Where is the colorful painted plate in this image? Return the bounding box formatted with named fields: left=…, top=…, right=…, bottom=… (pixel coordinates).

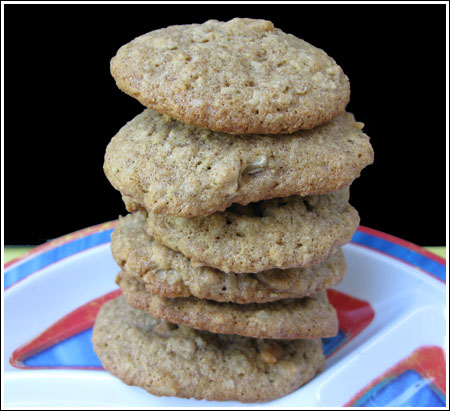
left=4, top=223, right=446, bottom=407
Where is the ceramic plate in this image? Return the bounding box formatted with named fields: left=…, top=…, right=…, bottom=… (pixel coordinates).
left=4, top=223, right=446, bottom=407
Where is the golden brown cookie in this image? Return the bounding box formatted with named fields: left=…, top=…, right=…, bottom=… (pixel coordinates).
left=104, top=109, right=373, bottom=217
left=146, top=189, right=359, bottom=273
left=117, top=272, right=338, bottom=340
left=111, top=211, right=347, bottom=303
left=110, top=18, right=350, bottom=134
left=92, top=296, right=325, bottom=403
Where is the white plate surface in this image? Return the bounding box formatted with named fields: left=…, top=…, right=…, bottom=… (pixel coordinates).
left=4, top=224, right=447, bottom=407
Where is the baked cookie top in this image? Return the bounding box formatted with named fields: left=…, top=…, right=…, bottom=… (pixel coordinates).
left=110, top=18, right=350, bottom=134
left=92, top=295, right=325, bottom=403
left=104, top=109, right=373, bottom=217
left=117, top=273, right=338, bottom=340
left=146, top=189, right=359, bottom=273
left=111, top=211, right=347, bottom=303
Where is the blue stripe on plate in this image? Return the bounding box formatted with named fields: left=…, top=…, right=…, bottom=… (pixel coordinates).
left=322, top=330, right=348, bottom=357
left=351, top=231, right=446, bottom=282
left=352, top=369, right=446, bottom=407
left=4, top=229, right=114, bottom=289
left=23, top=328, right=103, bottom=368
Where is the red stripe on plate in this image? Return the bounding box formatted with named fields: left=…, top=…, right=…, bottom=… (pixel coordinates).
left=327, top=289, right=375, bottom=337
left=10, top=289, right=122, bottom=369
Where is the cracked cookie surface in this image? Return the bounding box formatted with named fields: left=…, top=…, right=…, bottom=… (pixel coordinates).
left=146, top=189, right=359, bottom=273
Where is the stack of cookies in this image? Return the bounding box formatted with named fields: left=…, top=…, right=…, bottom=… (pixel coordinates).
left=93, top=18, right=374, bottom=403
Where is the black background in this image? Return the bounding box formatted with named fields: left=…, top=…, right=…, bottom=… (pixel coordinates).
left=4, top=4, right=446, bottom=246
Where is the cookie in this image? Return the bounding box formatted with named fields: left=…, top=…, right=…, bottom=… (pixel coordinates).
left=110, top=18, right=349, bottom=134
left=117, top=272, right=338, bottom=340
left=93, top=296, right=325, bottom=403
left=146, top=188, right=359, bottom=273
left=111, top=211, right=347, bottom=303
left=104, top=109, right=372, bottom=217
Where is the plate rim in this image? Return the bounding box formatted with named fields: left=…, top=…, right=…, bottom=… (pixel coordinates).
left=4, top=222, right=446, bottom=292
